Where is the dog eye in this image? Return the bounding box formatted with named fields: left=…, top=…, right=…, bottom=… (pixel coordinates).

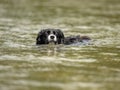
left=47, top=31, right=50, bottom=34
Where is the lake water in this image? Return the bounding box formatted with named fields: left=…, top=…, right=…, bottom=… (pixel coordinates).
left=0, top=0, right=120, bottom=90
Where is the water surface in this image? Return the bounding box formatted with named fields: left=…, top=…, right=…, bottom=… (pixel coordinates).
left=0, top=0, right=120, bottom=90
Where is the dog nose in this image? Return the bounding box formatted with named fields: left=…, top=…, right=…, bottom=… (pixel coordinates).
left=50, top=36, right=55, bottom=39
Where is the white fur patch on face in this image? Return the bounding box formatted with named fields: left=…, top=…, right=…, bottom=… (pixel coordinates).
left=48, top=34, right=57, bottom=42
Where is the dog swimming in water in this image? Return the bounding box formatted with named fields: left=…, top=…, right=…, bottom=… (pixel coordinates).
left=36, top=29, right=91, bottom=45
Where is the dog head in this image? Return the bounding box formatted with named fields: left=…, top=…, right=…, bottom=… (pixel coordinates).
left=36, top=29, right=64, bottom=45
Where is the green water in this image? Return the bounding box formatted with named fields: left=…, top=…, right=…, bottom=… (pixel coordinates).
left=0, top=0, right=120, bottom=90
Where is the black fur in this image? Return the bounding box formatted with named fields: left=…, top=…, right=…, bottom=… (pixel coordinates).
left=36, top=29, right=91, bottom=45
left=36, top=29, right=64, bottom=45
left=64, top=35, right=91, bottom=45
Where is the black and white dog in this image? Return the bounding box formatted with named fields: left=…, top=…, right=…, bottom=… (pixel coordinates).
left=36, top=29, right=64, bottom=45
left=36, top=29, right=90, bottom=45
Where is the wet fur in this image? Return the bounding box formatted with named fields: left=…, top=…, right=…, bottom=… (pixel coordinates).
left=36, top=29, right=91, bottom=45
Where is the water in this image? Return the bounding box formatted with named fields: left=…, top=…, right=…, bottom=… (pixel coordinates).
left=0, top=0, right=120, bottom=90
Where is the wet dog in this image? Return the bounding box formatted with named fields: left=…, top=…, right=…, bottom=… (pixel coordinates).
left=36, top=29, right=91, bottom=45
left=36, top=29, right=64, bottom=45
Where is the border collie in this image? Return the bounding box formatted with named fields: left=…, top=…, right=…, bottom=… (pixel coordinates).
left=36, top=29, right=90, bottom=45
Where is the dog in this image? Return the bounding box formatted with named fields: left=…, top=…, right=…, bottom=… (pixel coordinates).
left=36, top=29, right=91, bottom=45
left=36, top=29, right=64, bottom=45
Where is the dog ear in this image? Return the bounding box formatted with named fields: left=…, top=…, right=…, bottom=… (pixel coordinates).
left=36, top=30, right=46, bottom=45
left=56, top=29, right=65, bottom=44
left=56, top=29, right=64, bottom=39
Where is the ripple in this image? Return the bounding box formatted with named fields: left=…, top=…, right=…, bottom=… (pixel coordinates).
left=4, top=41, right=26, bottom=48
left=94, top=37, right=120, bottom=46
left=100, top=52, right=118, bottom=56
left=0, top=55, right=24, bottom=61
left=0, top=72, right=28, bottom=78
left=6, top=80, right=102, bottom=89
left=59, top=58, right=96, bottom=63
left=39, top=56, right=96, bottom=63
left=0, top=65, right=12, bottom=70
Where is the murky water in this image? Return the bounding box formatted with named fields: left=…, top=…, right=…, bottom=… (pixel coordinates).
left=0, top=0, right=120, bottom=90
